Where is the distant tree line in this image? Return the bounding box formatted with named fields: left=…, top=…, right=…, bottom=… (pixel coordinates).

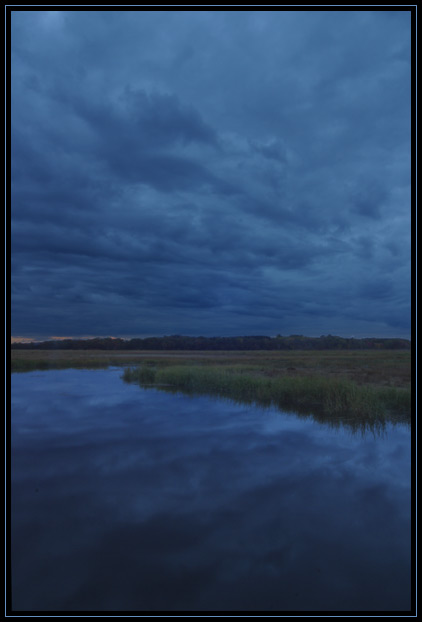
left=11, top=334, right=411, bottom=351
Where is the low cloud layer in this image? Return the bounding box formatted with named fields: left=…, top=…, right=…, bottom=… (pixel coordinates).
left=11, top=10, right=412, bottom=338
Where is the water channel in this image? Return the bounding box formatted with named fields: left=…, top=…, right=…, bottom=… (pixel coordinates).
left=11, top=368, right=412, bottom=612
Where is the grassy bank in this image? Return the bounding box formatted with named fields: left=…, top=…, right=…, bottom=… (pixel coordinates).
left=10, top=349, right=411, bottom=388
left=122, top=362, right=411, bottom=428
left=11, top=348, right=411, bottom=428
left=10, top=350, right=170, bottom=372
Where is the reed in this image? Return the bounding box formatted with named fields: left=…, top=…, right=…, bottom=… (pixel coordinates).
left=122, top=364, right=411, bottom=425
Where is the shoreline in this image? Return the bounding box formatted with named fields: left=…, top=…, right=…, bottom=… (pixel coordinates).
left=10, top=348, right=411, bottom=390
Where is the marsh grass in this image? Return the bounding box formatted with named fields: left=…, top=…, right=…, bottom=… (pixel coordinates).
left=122, top=363, right=411, bottom=428
left=11, top=348, right=411, bottom=428
left=10, top=352, right=174, bottom=373
left=10, top=357, right=111, bottom=372
left=11, top=348, right=411, bottom=386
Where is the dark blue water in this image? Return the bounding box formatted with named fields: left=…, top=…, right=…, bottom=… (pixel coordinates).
left=11, top=368, right=411, bottom=612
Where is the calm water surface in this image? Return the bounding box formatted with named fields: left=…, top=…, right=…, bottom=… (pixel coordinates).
left=11, top=368, right=411, bottom=612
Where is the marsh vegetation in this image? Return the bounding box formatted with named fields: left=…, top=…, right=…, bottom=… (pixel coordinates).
left=122, top=360, right=410, bottom=430
left=11, top=348, right=411, bottom=429
left=11, top=348, right=411, bottom=383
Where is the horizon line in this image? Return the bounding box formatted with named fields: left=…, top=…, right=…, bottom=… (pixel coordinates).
left=11, top=334, right=411, bottom=344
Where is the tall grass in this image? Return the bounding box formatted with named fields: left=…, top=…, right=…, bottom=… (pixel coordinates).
left=10, top=357, right=111, bottom=372
left=122, top=364, right=411, bottom=427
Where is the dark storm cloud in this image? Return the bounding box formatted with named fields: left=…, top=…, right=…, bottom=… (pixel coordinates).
left=64, top=87, right=220, bottom=189
left=10, top=10, right=411, bottom=338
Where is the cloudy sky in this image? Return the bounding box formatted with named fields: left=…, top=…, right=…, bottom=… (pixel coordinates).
left=10, top=9, right=412, bottom=340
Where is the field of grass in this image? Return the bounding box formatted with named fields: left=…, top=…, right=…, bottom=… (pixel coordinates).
left=11, top=349, right=411, bottom=427
left=122, top=360, right=411, bottom=428
left=10, top=349, right=149, bottom=372
left=11, top=348, right=411, bottom=385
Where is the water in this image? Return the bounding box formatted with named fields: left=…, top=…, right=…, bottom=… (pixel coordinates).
left=10, top=368, right=412, bottom=612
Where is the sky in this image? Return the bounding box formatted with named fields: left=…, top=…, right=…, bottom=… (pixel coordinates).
left=10, top=9, right=412, bottom=340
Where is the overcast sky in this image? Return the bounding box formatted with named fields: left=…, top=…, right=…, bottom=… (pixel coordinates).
left=10, top=9, right=412, bottom=340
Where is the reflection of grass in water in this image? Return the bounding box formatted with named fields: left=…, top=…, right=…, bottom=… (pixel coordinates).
left=122, top=364, right=411, bottom=433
